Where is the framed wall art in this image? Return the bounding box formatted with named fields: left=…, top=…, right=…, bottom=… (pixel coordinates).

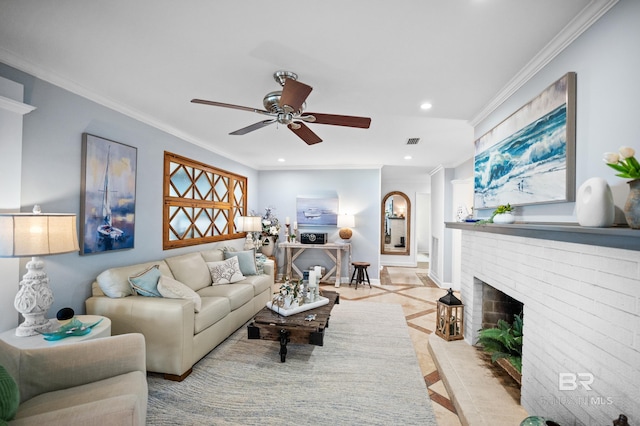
left=296, top=196, right=338, bottom=227
left=473, top=72, right=576, bottom=209
left=80, top=133, right=137, bottom=254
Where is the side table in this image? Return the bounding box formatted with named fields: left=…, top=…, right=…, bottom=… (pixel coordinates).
left=0, top=315, right=111, bottom=349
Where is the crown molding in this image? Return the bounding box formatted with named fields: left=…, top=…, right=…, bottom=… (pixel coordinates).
left=0, top=47, right=256, bottom=168
left=469, top=0, right=619, bottom=127
left=0, top=95, right=35, bottom=115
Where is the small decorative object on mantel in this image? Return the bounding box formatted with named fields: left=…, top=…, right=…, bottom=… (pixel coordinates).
left=576, top=177, right=615, bottom=227
left=491, top=204, right=515, bottom=224
left=477, top=203, right=514, bottom=224
left=435, top=289, right=464, bottom=341
left=603, top=146, right=640, bottom=228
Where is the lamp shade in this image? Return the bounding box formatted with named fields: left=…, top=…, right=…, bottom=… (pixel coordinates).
left=239, top=216, right=262, bottom=232
left=0, top=213, right=79, bottom=258
left=337, top=214, right=355, bottom=228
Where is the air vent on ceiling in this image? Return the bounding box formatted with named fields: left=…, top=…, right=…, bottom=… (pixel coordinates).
left=406, top=138, right=420, bottom=145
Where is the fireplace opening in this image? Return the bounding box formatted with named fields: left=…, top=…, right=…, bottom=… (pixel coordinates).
left=476, top=279, right=524, bottom=391
left=481, top=281, right=523, bottom=330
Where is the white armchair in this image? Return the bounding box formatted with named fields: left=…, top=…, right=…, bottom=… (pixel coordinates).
left=0, top=333, right=147, bottom=425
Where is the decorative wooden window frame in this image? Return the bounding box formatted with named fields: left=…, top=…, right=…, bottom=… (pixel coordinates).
left=163, top=151, right=247, bottom=250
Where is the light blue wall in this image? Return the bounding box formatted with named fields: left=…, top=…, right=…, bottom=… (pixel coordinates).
left=257, top=169, right=381, bottom=280
left=473, top=0, right=640, bottom=222
left=0, top=62, right=259, bottom=322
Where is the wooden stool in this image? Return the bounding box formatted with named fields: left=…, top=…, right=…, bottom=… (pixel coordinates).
left=350, top=262, right=371, bottom=289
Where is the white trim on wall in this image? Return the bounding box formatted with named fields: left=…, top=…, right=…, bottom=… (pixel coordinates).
left=469, top=0, right=619, bottom=126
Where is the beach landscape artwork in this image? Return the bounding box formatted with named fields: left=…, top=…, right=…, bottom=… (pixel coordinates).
left=474, top=72, right=576, bottom=209
left=296, top=197, right=338, bottom=226
left=80, top=134, right=137, bottom=254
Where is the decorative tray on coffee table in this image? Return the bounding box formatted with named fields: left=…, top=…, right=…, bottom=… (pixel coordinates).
left=266, top=296, right=329, bottom=317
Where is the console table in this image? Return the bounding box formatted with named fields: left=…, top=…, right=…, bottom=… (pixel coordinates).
left=279, top=242, right=352, bottom=287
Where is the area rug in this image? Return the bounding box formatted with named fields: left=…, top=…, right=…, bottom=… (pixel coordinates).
left=147, top=301, right=437, bottom=425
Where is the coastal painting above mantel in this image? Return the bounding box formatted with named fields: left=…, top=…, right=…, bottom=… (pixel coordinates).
left=474, top=72, right=576, bottom=210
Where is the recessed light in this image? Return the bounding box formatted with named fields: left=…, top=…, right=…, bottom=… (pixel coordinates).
left=420, top=102, right=432, bottom=110
left=404, top=155, right=412, bottom=160
left=277, top=158, right=285, bottom=162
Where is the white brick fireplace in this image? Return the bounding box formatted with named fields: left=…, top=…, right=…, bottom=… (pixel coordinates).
left=453, top=224, right=639, bottom=425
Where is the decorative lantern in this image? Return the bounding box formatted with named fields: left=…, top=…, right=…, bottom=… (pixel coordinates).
left=436, top=288, right=464, bottom=341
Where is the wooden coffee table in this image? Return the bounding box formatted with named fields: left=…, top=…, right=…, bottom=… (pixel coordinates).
left=247, top=290, right=339, bottom=362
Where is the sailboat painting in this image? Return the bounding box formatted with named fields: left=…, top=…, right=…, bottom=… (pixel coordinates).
left=80, top=134, right=137, bottom=255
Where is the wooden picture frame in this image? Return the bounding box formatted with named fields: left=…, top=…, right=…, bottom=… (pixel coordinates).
left=80, top=133, right=137, bottom=255
left=473, top=72, right=576, bottom=209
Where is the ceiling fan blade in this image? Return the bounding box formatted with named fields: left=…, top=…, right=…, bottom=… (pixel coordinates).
left=303, top=112, right=371, bottom=129
left=191, top=99, right=272, bottom=116
left=288, top=122, right=322, bottom=145
left=229, top=119, right=276, bottom=135
left=279, top=79, right=312, bottom=113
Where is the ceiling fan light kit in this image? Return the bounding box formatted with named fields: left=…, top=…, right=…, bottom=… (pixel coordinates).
left=191, top=71, right=371, bottom=145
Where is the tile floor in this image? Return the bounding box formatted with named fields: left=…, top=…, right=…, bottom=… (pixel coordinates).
left=317, top=260, right=463, bottom=426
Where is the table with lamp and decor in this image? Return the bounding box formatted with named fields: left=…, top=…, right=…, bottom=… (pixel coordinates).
left=0, top=205, right=110, bottom=347
left=279, top=213, right=354, bottom=287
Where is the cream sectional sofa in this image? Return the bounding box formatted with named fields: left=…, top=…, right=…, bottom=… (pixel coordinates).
left=85, top=248, right=274, bottom=381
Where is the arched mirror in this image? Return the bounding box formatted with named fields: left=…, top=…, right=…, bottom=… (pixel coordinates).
left=381, top=191, right=411, bottom=255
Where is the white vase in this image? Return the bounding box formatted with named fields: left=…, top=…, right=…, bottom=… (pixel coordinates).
left=283, top=296, right=298, bottom=310
left=261, top=236, right=275, bottom=256
left=576, top=177, right=615, bottom=227
left=492, top=212, right=515, bottom=224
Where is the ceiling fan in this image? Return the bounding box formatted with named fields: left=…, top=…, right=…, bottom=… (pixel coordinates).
left=191, top=71, right=371, bottom=145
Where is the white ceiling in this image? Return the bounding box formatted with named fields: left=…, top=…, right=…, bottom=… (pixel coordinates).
left=0, top=0, right=612, bottom=174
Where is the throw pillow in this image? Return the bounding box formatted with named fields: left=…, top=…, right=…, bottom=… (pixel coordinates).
left=207, top=257, right=245, bottom=285
left=255, top=255, right=266, bottom=275
left=157, top=276, right=202, bottom=312
left=0, top=365, right=19, bottom=423
left=224, top=249, right=257, bottom=275
left=128, top=265, right=162, bottom=297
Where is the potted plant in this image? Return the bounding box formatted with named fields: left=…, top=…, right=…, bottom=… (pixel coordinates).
left=476, top=314, right=523, bottom=384
left=490, top=203, right=515, bottom=224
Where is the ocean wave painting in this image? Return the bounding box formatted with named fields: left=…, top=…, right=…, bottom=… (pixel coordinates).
left=474, top=73, right=576, bottom=209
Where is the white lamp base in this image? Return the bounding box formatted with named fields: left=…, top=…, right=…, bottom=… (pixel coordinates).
left=14, top=257, right=55, bottom=336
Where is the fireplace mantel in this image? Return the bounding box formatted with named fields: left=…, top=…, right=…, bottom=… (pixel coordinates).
left=445, top=222, right=640, bottom=251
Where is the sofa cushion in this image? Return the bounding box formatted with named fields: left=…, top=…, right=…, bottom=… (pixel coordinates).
left=157, top=276, right=202, bottom=312
left=97, top=261, right=172, bottom=298
left=238, top=274, right=272, bottom=297
left=224, top=249, right=257, bottom=275
left=197, top=283, right=254, bottom=311
left=207, top=257, right=245, bottom=285
left=193, top=297, right=231, bottom=334
left=128, top=265, right=162, bottom=297
left=0, top=365, right=19, bottom=423
left=165, top=252, right=212, bottom=292
left=199, top=248, right=225, bottom=263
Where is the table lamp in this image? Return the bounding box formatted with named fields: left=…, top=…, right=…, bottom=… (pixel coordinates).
left=239, top=216, right=262, bottom=250
left=0, top=205, right=79, bottom=336
left=337, top=214, right=355, bottom=240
